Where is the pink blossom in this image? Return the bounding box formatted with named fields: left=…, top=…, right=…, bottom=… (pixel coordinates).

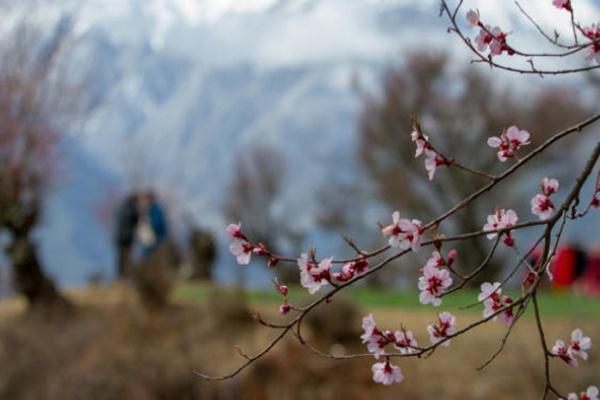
left=531, top=178, right=559, bottom=220
left=229, top=238, right=254, bottom=265
left=362, top=319, right=389, bottom=359
left=478, top=283, right=513, bottom=324
left=424, top=149, right=447, bottom=181
left=225, top=222, right=245, bottom=239
left=367, top=338, right=388, bottom=358
left=252, top=242, right=269, bottom=256
left=393, top=328, right=418, bottom=354
left=332, top=257, right=369, bottom=282
left=523, top=271, right=536, bottom=289
left=583, top=24, right=600, bottom=64
left=565, top=386, right=599, bottom=400
left=425, top=251, right=444, bottom=268
left=360, top=314, right=389, bottom=359
left=372, top=361, right=404, bottom=385
left=297, top=253, right=332, bottom=294
left=410, top=128, right=429, bottom=157
left=586, top=44, right=600, bottom=65
left=478, top=281, right=501, bottom=302
left=350, top=257, right=369, bottom=274
left=541, top=177, right=559, bottom=195
left=361, top=313, right=378, bottom=343
left=227, top=223, right=255, bottom=264
left=272, top=278, right=288, bottom=296
left=499, top=295, right=515, bottom=325
left=489, top=27, right=505, bottom=55
left=531, top=194, right=555, bottom=220
left=570, top=328, right=592, bottom=361
left=483, top=208, right=518, bottom=239
left=475, top=26, right=512, bottom=55
left=424, top=249, right=457, bottom=269
left=487, top=126, right=530, bottom=161
left=479, top=282, right=503, bottom=320
left=502, top=208, right=519, bottom=227
left=583, top=24, right=600, bottom=39
left=553, top=0, right=572, bottom=11
left=446, top=249, right=458, bottom=266
left=361, top=314, right=415, bottom=359
left=427, top=312, right=457, bottom=346
left=410, top=128, right=449, bottom=180
left=418, top=264, right=452, bottom=307
left=381, top=211, right=423, bottom=251
left=489, top=27, right=513, bottom=56
left=466, top=9, right=480, bottom=27
left=552, top=339, right=578, bottom=367
left=475, top=26, right=493, bottom=51
left=279, top=302, right=290, bottom=315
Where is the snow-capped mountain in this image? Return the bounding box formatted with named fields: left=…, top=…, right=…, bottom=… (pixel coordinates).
left=5, top=0, right=598, bottom=288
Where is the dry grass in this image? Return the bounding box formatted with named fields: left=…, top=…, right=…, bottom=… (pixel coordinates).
left=0, top=284, right=597, bottom=399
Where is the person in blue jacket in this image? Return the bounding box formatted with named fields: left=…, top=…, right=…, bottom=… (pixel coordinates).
left=135, top=191, right=168, bottom=257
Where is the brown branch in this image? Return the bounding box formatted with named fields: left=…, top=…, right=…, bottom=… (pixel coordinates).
left=440, top=0, right=600, bottom=75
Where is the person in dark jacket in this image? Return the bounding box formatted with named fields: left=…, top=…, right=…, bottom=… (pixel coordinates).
left=115, top=194, right=139, bottom=277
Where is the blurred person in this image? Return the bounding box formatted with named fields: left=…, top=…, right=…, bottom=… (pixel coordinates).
left=135, top=191, right=168, bottom=258
left=115, top=194, right=139, bottom=277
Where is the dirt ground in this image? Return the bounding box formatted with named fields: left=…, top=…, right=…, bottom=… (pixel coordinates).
left=0, top=284, right=597, bottom=400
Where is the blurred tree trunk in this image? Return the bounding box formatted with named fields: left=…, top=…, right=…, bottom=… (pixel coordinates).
left=3, top=204, right=70, bottom=310
left=9, top=234, right=68, bottom=309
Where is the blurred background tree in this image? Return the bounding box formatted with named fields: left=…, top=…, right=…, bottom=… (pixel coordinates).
left=224, top=144, right=305, bottom=285
left=358, top=51, right=590, bottom=284
left=0, top=6, right=96, bottom=310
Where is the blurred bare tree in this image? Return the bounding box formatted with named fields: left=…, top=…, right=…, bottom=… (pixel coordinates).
left=0, top=5, right=95, bottom=310
left=359, top=51, right=590, bottom=283
left=224, top=145, right=304, bottom=284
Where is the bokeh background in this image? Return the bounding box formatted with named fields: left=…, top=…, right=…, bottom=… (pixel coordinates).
left=0, top=0, right=599, bottom=399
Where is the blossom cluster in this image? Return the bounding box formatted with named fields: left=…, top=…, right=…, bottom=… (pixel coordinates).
left=361, top=314, right=419, bottom=359
left=332, top=257, right=369, bottom=282
left=563, top=386, right=599, bottom=400
left=297, top=253, right=332, bottom=294
left=381, top=211, right=423, bottom=251
left=418, top=250, right=455, bottom=307
left=487, top=126, right=530, bottom=161
left=225, top=146, right=596, bottom=388
left=552, top=329, right=592, bottom=367
left=427, top=312, right=457, bottom=347
left=466, top=10, right=514, bottom=56
left=483, top=208, right=518, bottom=246
left=226, top=223, right=256, bottom=265
left=582, top=24, right=600, bottom=65
left=478, top=282, right=515, bottom=325
left=361, top=313, right=457, bottom=384
left=531, top=177, right=559, bottom=220
left=269, top=278, right=290, bottom=314
left=216, top=0, right=600, bottom=394
left=410, top=126, right=451, bottom=180
left=552, top=0, right=572, bottom=12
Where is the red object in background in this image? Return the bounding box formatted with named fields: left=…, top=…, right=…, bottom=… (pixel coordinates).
left=583, top=254, right=600, bottom=296
left=552, top=247, right=578, bottom=287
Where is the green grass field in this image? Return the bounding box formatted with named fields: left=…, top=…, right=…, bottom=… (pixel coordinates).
left=174, top=283, right=600, bottom=317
